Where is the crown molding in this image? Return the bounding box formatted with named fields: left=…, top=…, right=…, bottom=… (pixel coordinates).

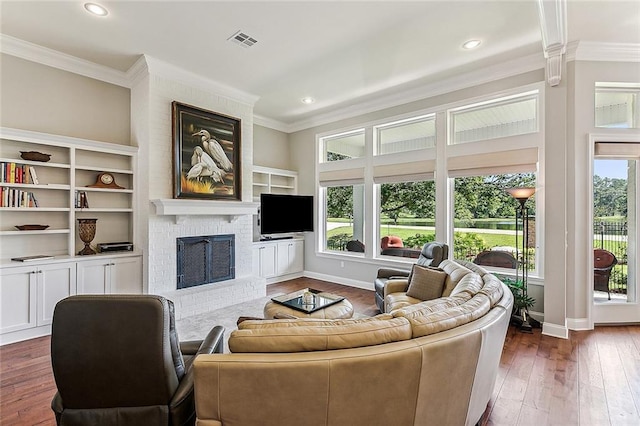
left=0, top=34, right=260, bottom=106
left=0, top=34, right=130, bottom=88
left=141, top=55, right=260, bottom=107
left=282, top=52, right=545, bottom=134
left=253, top=114, right=291, bottom=133
left=566, top=41, right=640, bottom=62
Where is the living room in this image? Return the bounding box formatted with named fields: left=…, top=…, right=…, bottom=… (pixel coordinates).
left=1, top=1, right=639, bottom=425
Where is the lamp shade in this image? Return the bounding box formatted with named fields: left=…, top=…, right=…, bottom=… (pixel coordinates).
left=505, top=187, right=536, bottom=201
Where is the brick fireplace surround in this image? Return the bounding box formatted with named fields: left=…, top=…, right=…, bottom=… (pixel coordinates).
left=131, top=56, right=266, bottom=320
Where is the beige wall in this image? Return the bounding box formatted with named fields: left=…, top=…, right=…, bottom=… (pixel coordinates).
left=0, top=54, right=130, bottom=145
left=253, top=124, right=291, bottom=170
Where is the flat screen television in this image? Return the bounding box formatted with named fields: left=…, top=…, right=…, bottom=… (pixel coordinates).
left=260, top=194, right=314, bottom=235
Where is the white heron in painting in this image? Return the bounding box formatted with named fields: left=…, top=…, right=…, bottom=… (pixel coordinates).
left=192, top=129, right=233, bottom=172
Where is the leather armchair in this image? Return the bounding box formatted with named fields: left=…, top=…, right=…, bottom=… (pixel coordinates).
left=374, top=242, right=449, bottom=312
left=50, top=294, right=224, bottom=426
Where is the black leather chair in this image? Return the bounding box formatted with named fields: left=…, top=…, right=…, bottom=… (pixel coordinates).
left=50, top=294, right=224, bottom=426
left=374, top=241, right=449, bottom=312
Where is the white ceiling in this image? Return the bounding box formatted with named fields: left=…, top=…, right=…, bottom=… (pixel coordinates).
left=1, top=1, right=639, bottom=131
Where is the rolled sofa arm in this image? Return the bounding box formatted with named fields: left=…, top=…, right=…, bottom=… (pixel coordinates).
left=384, top=279, right=410, bottom=298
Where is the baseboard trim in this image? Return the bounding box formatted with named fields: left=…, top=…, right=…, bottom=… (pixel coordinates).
left=303, top=271, right=373, bottom=291
left=542, top=322, right=569, bottom=339
left=567, top=317, right=592, bottom=331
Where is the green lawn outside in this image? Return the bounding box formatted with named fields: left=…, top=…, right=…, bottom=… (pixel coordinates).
left=327, top=225, right=516, bottom=249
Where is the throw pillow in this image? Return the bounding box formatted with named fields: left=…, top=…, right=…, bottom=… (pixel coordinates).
left=406, top=264, right=447, bottom=301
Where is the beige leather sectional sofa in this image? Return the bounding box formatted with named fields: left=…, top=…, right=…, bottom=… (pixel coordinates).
left=194, top=260, right=513, bottom=426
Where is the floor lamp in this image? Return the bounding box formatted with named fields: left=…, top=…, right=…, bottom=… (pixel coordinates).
left=505, top=187, right=536, bottom=333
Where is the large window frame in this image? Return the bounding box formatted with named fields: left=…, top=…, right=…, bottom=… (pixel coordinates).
left=316, top=82, right=545, bottom=277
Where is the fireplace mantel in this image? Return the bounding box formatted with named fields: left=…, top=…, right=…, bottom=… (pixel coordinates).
left=151, top=199, right=259, bottom=224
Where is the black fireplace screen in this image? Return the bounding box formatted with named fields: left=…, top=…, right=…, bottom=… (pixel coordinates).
left=176, top=234, right=235, bottom=289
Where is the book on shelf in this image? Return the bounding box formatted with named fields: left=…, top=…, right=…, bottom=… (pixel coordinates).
left=29, top=166, right=39, bottom=185
left=11, top=255, right=55, bottom=262
left=75, top=190, right=89, bottom=208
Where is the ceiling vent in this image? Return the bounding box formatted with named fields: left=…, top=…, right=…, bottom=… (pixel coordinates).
left=228, top=31, right=258, bottom=48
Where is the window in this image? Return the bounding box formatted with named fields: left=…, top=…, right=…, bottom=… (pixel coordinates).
left=379, top=180, right=436, bottom=258
left=453, top=173, right=536, bottom=272
left=595, top=86, right=639, bottom=129
left=450, top=92, right=538, bottom=144
left=324, top=184, right=365, bottom=252
left=321, top=129, right=365, bottom=162
left=375, top=114, right=435, bottom=155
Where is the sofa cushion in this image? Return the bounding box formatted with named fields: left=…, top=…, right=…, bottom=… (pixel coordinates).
left=385, top=293, right=423, bottom=312
left=449, top=273, right=483, bottom=298
left=439, top=260, right=473, bottom=297
left=228, top=317, right=412, bottom=353
left=478, top=275, right=505, bottom=308
left=238, top=314, right=394, bottom=330
left=406, top=264, right=447, bottom=301
left=390, top=295, right=469, bottom=319
left=407, top=294, right=492, bottom=338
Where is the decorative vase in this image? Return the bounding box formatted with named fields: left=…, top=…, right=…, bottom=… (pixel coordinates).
left=77, top=218, right=97, bottom=255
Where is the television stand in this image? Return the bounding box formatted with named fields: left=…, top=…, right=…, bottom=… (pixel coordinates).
left=260, top=236, right=293, bottom=241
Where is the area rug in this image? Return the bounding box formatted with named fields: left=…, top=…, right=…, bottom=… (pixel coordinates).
left=176, top=295, right=275, bottom=353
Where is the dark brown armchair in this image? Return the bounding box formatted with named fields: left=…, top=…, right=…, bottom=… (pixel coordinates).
left=473, top=250, right=517, bottom=269
left=594, top=249, right=618, bottom=300
left=50, top=295, right=224, bottom=426
left=374, top=242, right=449, bottom=312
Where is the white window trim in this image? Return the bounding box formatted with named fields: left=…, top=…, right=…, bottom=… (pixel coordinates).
left=315, top=82, right=546, bottom=277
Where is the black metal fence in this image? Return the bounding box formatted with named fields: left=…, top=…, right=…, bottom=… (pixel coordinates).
left=593, top=220, right=627, bottom=294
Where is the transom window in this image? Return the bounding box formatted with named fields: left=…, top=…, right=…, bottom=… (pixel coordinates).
left=595, top=85, right=639, bottom=129
left=449, top=91, right=538, bottom=144
left=321, top=129, right=365, bottom=162
left=375, top=114, right=435, bottom=155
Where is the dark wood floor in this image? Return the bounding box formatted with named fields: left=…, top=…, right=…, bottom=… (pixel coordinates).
left=1, top=278, right=639, bottom=425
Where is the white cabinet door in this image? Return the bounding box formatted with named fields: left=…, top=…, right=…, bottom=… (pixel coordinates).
left=277, top=240, right=304, bottom=275
left=289, top=240, right=304, bottom=273
left=257, top=244, right=277, bottom=278
left=77, top=256, right=143, bottom=295
left=76, top=259, right=110, bottom=294
left=36, top=262, right=76, bottom=326
left=0, top=266, right=37, bottom=334
left=110, top=256, right=142, bottom=294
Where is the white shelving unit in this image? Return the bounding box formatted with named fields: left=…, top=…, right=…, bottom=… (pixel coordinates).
left=0, top=127, right=138, bottom=261
left=252, top=166, right=298, bottom=201
left=0, top=127, right=142, bottom=345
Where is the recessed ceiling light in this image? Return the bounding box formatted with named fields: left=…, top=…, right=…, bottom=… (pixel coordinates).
left=301, top=97, right=315, bottom=104
left=84, top=3, right=109, bottom=16
left=462, top=39, right=481, bottom=50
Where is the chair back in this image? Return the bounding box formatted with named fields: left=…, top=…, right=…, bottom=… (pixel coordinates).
left=51, top=295, right=184, bottom=409
left=594, top=249, right=617, bottom=269
left=346, top=240, right=365, bottom=252
left=473, top=250, right=517, bottom=269
left=417, top=242, right=448, bottom=268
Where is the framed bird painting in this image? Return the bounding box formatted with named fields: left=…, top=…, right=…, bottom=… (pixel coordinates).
left=172, top=101, right=241, bottom=200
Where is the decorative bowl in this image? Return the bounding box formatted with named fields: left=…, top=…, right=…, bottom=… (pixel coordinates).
left=15, top=224, right=50, bottom=231
left=20, top=151, right=51, bottom=162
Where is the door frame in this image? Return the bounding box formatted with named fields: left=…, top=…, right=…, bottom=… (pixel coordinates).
left=588, top=132, right=640, bottom=327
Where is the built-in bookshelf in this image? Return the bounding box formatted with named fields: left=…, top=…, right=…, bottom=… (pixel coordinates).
left=0, top=127, right=138, bottom=263
left=252, top=166, right=298, bottom=201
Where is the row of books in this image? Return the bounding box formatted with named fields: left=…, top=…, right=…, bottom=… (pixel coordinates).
left=0, top=187, right=39, bottom=208
left=75, top=190, right=89, bottom=208
left=0, top=162, right=40, bottom=184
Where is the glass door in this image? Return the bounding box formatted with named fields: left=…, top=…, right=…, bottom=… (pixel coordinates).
left=592, top=146, right=639, bottom=323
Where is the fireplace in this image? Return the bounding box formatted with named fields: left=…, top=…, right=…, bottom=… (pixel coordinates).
left=176, top=234, right=235, bottom=289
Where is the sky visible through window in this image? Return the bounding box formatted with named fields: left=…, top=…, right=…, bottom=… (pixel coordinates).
left=594, top=160, right=627, bottom=179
